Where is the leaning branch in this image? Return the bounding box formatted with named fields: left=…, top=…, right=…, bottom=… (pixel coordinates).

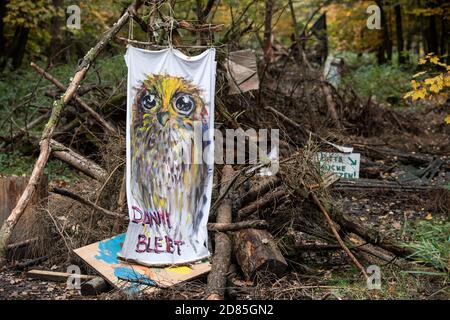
left=309, top=191, right=368, bottom=280
left=50, top=187, right=126, bottom=220
left=0, top=0, right=143, bottom=263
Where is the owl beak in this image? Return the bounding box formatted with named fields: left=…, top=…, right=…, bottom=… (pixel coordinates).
left=157, top=112, right=169, bottom=126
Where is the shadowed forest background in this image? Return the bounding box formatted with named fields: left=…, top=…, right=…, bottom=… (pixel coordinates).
left=0, top=0, right=448, bottom=300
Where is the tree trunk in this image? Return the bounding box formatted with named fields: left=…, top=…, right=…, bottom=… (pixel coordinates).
left=405, top=17, right=413, bottom=63
left=12, top=26, right=29, bottom=69
left=394, top=4, right=405, bottom=64
left=0, top=0, right=6, bottom=58
left=48, top=0, right=63, bottom=64
left=376, top=1, right=392, bottom=64
left=426, top=15, right=439, bottom=54
left=237, top=189, right=287, bottom=221
left=383, top=6, right=393, bottom=61
left=377, top=46, right=386, bottom=65
left=263, top=0, right=274, bottom=63
left=288, top=0, right=303, bottom=63
left=440, top=15, right=446, bottom=56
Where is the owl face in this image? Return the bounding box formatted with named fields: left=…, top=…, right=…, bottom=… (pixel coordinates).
left=133, top=74, right=207, bottom=132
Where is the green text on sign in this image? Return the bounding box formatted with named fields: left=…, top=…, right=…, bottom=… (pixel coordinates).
left=317, top=152, right=360, bottom=179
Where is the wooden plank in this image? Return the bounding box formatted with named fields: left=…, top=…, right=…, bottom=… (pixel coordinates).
left=27, top=269, right=95, bottom=282
left=73, top=234, right=211, bottom=294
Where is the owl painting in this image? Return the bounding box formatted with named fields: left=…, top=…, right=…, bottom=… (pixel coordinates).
left=130, top=74, right=211, bottom=251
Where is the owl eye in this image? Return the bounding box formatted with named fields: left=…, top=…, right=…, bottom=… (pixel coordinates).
left=174, top=93, right=195, bottom=115
left=139, top=91, right=157, bottom=110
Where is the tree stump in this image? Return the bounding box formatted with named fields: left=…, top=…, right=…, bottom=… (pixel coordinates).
left=232, top=228, right=287, bottom=279
left=0, top=175, right=48, bottom=258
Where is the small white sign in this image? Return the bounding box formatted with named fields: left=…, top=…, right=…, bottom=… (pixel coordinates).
left=318, top=152, right=360, bottom=179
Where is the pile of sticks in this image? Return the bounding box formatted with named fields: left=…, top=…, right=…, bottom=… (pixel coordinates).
left=0, top=0, right=227, bottom=265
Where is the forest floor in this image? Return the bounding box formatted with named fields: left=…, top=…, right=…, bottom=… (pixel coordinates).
left=0, top=186, right=447, bottom=300
left=0, top=56, right=449, bottom=300
left=1, top=105, right=448, bottom=300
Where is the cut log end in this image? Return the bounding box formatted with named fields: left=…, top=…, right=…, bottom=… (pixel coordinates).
left=233, top=229, right=287, bottom=280
left=81, top=276, right=109, bottom=296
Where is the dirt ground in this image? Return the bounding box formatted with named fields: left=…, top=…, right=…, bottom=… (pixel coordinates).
left=0, top=186, right=447, bottom=300
left=0, top=88, right=448, bottom=301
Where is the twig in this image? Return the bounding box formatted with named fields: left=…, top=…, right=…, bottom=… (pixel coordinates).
left=45, top=209, right=72, bottom=255
left=30, top=62, right=118, bottom=136
left=50, top=187, right=126, bottom=220
left=116, top=36, right=225, bottom=49
left=208, top=220, right=267, bottom=232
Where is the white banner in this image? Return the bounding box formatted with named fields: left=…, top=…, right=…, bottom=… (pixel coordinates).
left=120, top=46, right=216, bottom=266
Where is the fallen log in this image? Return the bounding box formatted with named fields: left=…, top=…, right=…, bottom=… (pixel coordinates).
left=81, top=276, right=110, bottom=296
left=208, top=220, right=268, bottom=232
left=309, top=191, right=368, bottom=280
left=237, top=189, right=287, bottom=221
left=50, top=140, right=107, bottom=181
left=6, top=237, right=39, bottom=251
left=360, top=158, right=394, bottom=178
left=240, top=175, right=281, bottom=207
left=206, top=165, right=234, bottom=300
left=0, top=0, right=144, bottom=264
left=287, top=243, right=343, bottom=252
left=232, top=228, right=287, bottom=279
left=334, top=178, right=444, bottom=192
left=335, top=213, right=414, bottom=257
left=13, top=256, right=49, bottom=270
left=355, top=144, right=450, bottom=169
left=25, top=137, right=106, bottom=180
left=50, top=184, right=268, bottom=234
